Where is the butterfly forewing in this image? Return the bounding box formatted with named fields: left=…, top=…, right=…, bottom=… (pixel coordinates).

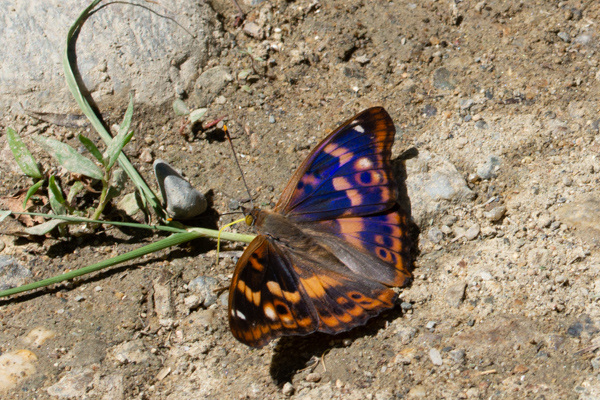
left=275, top=107, right=397, bottom=222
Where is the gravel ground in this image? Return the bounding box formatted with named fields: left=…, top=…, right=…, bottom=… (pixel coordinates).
left=1, top=0, right=600, bottom=399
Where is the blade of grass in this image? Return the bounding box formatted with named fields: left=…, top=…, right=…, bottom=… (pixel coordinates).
left=23, top=180, right=45, bottom=209
left=0, top=227, right=254, bottom=298
left=0, top=210, right=10, bottom=223
left=34, top=135, right=104, bottom=180
left=7, top=211, right=256, bottom=242
left=6, top=127, right=43, bottom=179
left=63, top=0, right=164, bottom=219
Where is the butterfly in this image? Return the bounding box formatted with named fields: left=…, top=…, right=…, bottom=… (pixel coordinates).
left=228, top=107, right=412, bottom=348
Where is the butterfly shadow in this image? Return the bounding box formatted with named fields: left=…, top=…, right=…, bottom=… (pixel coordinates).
left=269, top=305, right=405, bottom=383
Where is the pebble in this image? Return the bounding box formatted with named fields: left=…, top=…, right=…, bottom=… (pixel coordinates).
left=184, top=294, right=202, bottom=310
left=427, top=227, right=444, bottom=243
left=22, top=327, right=56, bottom=347
left=432, top=67, right=456, bottom=90
left=188, top=276, right=220, bottom=307
left=269, top=115, right=276, bottom=123
left=46, top=367, right=95, bottom=398
left=0, top=256, right=32, bottom=291
left=426, top=321, right=437, bottom=331
left=282, top=382, right=295, bottom=396
left=117, top=193, right=141, bottom=217
left=407, top=385, right=427, bottom=398
left=483, top=206, right=506, bottom=222
left=537, top=213, right=554, bottom=228
left=429, top=348, right=443, bottom=366
left=465, top=224, right=480, bottom=240
left=401, top=302, right=413, bottom=311
left=0, top=349, right=37, bottom=391
left=154, top=159, right=207, bottom=219
left=476, top=155, right=501, bottom=180
left=139, top=148, right=153, bottom=163
left=445, top=282, right=467, bottom=308
left=479, top=270, right=493, bottom=281
left=305, top=372, right=321, bottom=382
left=153, top=280, right=173, bottom=320
left=557, top=31, right=570, bottom=42
left=243, top=21, right=263, bottom=39
left=396, top=327, right=417, bottom=344
left=110, top=339, right=150, bottom=365
left=449, top=349, right=466, bottom=363
left=459, top=98, right=474, bottom=110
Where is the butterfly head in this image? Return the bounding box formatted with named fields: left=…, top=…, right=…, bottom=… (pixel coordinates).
left=241, top=206, right=262, bottom=227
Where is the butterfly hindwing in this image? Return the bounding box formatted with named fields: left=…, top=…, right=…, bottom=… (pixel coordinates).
left=229, top=236, right=318, bottom=348
left=275, top=107, right=397, bottom=222
left=229, top=235, right=398, bottom=348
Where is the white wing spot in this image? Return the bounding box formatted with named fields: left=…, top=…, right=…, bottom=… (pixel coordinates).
left=357, top=157, right=373, bottom=169
left=234, top=310, right=246, bottom=320
left=354, top=124, right=365, bottom=133
left=264, top=304, right=278, bottom=321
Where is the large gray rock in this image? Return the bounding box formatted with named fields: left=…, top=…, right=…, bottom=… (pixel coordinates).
left=0, top=0, right=219, bottom=116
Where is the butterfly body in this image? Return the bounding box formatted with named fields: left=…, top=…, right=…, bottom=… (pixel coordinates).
left=229, top=107, right=412, bottom=348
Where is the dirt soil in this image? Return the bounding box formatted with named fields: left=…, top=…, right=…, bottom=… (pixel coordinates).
left=2, top=0, right=600, bottom=399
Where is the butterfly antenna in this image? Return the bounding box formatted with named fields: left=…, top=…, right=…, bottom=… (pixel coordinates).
left=223, top=124, right=254, bottom=209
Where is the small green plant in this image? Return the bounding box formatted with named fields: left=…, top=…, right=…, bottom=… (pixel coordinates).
left=0, top=0, right=255, bottom=299
left=6, top=97, right=134, bottom=235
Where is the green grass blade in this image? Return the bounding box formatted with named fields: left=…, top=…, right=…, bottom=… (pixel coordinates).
left=6, top=127, right=43, bottom=179
left=119, top=94, right=134, bottom=135
left=34, top=135, right=103, bottom=180
left=23, top=180, right=45, bottom=209
left=67, top=180, right=85, bottom=204
left=78, top=134, right=104, bottom=164
left=63, top=0, right=165, bottom=219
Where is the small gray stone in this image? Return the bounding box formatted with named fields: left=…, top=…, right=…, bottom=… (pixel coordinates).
left=475, top=120, right=488, bottom=129
left=282, top=382, right=295, bottom=396
left=269, top=115, right=276, bottom=123
left=480, top=270, right=493, bottom=281
left=483, top=206, right=506, bottom=222
left=459, top=98, right=474, bottom=110
left=449, top=349, right=466, bottom=363
left=396, top=327, right=417, bottom=344
left=0, top=256, right=32, bottom=291
left=305, top=372, right=321, bottom=382
left=476, top=155, right=502, bottom=180
left=558, top=31, right=570, bottom=42
left=401, top=302, right=413, bottom=311
left=188, top=276, right=219, bottom=307
left=139, top=148, right=153, bottom=163
left=154, top=159, right=207, bottom=219
left=46, top=367, right=95, bottom=398
left=427, top=227, right=444, bottom=243
left=429, top=348, right=443, bottom=366
left=110, top=339, right=150, bottom=365
left=465, top=224, right=480, bottom=240
left=432, top=67, right=456, bottom=90
left=445, top=282, right=466, bottom=307
left=243, top=22, right=263, bottom=39
left=117, top=192, right=141, bottom=217
left=426, top=321, right=437, bottom=331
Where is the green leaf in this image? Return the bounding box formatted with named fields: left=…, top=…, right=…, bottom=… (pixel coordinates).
left=48, top=176, right=67, bottom=215
left=189, top=108, right=208, bottom=124
left=67, top=180, right=85, bottom=204
left=104, top=131, right=134, bottom=171
left=6, top=127, right=43, bottom=179
left=0, top=210, right=11, bottom=223
left=23, top=219, right=66, bottom=236
left=78, top=134, right=104, bottom=164
left=33, top=134, right=103, bottom=180
left=172, top=99, right=190, bottom=116
left=23, top=180, right=45, bottom=209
